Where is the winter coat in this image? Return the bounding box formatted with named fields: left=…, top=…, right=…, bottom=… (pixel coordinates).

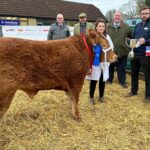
left=107, top=22, right=132, bottom=58
left=47, top=22, right=71, bottom=40
left=74, top=22, right=94, bottom=35
left=133, top=18, right=150, bottom=56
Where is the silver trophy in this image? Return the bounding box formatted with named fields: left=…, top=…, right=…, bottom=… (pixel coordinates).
left=126, top=38, right=140, bottom=58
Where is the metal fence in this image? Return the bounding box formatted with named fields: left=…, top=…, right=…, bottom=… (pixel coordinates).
left=2, top=26, right=74, bottom=40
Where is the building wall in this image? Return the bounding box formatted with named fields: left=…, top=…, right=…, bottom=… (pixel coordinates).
left=0, top=16, right=37, bottom=25
left=0, top=16, right=94, bottom=26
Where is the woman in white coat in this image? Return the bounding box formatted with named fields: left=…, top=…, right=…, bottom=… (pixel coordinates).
left=89, top=18, right=114, bottom=104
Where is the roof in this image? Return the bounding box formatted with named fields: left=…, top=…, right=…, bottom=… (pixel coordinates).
left=0, top=0, right=107, bottom=22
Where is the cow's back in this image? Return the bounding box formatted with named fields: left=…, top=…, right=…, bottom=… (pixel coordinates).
left=0, top=37, right=89, bottom=92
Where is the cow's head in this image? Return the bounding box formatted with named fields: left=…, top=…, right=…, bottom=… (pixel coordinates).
left=87, top=29, right=98, bottom=45
left=87, top=30, right=117, bottom=63
left=94, top=32, right=117, bottom=63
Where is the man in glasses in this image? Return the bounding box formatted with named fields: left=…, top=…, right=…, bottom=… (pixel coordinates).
left=47, top=14, right=70, bottom=40
left=128, top=6, right=150, bottom=103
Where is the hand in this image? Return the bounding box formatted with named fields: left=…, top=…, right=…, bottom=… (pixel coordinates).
left=138, top=38, right=146, bottom=45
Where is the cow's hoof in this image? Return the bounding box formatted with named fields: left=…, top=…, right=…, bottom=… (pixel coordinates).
left=72, top=115, right=80, bottom=121
left=0, top=113, right=5, bottom=120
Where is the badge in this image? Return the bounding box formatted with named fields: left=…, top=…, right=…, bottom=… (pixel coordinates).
left=144, top=27, right=148, bottom=30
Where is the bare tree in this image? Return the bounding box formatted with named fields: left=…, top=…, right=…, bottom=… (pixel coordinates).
left=105, top=9, right=116, bottom=22
left=105, top=0, right=148, bottom=22
left=145, top=0, right=150, bottom=5
left=136, top=0, right=146, bottom=13
left=120, top=0, right=137, bottom=18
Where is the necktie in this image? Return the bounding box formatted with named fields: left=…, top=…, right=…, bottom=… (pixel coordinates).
left=115, top=24, right=118, bottom=29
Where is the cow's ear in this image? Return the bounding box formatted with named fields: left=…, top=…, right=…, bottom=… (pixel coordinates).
left=89, top=29, right=94, bottom=32
left=88, top=29, right=96, bottom=35
left=89, top=30, right=98, bottom=39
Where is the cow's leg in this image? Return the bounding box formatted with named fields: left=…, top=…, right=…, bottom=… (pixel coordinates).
left=0, top=91, right=16, bottom=119
left=68, top=89, right=80, bottom=120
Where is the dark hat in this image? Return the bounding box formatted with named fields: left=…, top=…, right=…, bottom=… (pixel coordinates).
left=78, top=13, right=87, bottom=18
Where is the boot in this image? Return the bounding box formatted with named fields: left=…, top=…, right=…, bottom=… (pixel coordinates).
left=89, top=98, right=95, bottom=105
left=99, top=97, right=105, bottom=103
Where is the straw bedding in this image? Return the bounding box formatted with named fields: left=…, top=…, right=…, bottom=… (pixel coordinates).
left=0, top=75, right=150, bottom=150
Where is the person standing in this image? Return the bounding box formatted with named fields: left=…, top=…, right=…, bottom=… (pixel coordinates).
left=107, top=11, right=132, bottom=88
left=74, top=13, right=94, bottom=35
left=0, top=26, right=3, bottom=37
left=47, top=14, right=70, bottom=40
left=88, top=18, right=114, bottom=104
left=128, top=6, right=150, bottom=103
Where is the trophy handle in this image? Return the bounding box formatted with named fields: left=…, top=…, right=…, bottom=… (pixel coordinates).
left=128, top=48, right=134, bottom=58
left=126, top=37, right=131, bottom=47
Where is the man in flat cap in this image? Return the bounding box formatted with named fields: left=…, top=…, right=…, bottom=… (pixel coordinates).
left=74, top=13, right=94, bottom=35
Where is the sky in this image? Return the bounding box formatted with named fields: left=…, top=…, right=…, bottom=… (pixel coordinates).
left=64, top=0, right=130, bottom=15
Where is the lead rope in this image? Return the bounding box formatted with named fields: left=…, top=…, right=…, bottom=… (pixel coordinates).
left=81, top=33, right=93, bottom=73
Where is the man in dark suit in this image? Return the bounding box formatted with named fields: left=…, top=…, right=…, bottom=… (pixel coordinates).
left=128, top=6, right=150, bottom=103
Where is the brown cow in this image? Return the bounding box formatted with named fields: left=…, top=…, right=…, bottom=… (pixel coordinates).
left=0, top=30, right=116, bottom=119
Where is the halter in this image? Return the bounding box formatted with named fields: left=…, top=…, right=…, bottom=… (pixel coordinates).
left=102, top=47, right=112, bottom=62
left=81, top=33, right=93, bottom=70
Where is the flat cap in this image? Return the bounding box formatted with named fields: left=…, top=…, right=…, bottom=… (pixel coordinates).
left=78, top=13, right=87, bottom=18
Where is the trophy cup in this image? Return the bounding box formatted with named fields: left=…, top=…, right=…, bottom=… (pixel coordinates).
left=126, top=38, right=140, bottom=58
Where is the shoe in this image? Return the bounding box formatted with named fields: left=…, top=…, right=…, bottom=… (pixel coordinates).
left=121, top=84, right=128, bottom=88
left=106, top=81, right=112, bottom=84
left=99, top=97, right=105, bottom=103
left=143, top=97, right=150, bottom=103
left=89, top=98, right=95, bottom=105
left=126, top=92, right=137, bottom=97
